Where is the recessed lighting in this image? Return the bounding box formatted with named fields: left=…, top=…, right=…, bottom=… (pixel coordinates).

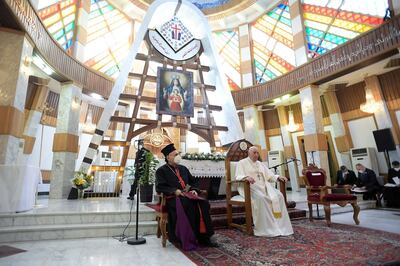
left=90, top=93, right=103, bottom=100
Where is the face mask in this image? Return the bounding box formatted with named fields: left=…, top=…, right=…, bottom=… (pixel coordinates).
left=174, top=154, right=182, bottom=164
left=358, top=170, right=364, bottom=174
left=394, top=168, right=400, bottom=171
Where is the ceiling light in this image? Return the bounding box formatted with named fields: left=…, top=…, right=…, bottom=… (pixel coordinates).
left=286, top=110, right=299, bottom=133
left=360, top=87, right=381, bottom=114
left=32, top=54, right=54, bottom=75
left=90, top=93, right=104, bottom=100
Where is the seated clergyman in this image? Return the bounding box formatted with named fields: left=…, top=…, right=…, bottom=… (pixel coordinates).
left=155, top=143, right=217, bottom=250
left=235, top=146, right=294, bottom=237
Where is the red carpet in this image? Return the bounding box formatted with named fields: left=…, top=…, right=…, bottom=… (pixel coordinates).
left=181, top=220, right=400, bottom=265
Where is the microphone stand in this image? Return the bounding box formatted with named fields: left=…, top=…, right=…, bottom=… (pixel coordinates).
left=127, top=183, right=146, bottom=245
left=268, top=158, right=299, bottom=207
left=127, top=139, right=146, bottom=245
left=268, top=158, right=298, bottom=173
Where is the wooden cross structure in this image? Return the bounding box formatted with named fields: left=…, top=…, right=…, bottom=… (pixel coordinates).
left=90, top=31, right=229, bottom=195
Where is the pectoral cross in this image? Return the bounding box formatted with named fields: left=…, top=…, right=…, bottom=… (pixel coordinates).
left=256, top=172, right=262, bottom=181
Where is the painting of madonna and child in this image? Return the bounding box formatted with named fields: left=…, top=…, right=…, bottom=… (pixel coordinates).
left=156, top=67, right=194, bottom=117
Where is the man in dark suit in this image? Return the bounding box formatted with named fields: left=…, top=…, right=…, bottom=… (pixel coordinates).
left=384, top=160, right=400, bottom=207
left=387, top=160, right=400, bottom=184
left=355, top=163, right=381, bottom=200
left=336, top=165, right=357, bottom=185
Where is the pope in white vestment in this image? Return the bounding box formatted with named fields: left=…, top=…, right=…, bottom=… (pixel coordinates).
left=235, top=146, right=293, bottom=237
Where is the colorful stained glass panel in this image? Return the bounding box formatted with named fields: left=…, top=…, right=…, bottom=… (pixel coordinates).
left=302, top=0, right=388, bottom=58
left=251, top=1, right=295, bottom=84
left=84, top=0, right=133, bottom=78
left=212, top=30, right=241, bottom=90
left=38, top=0, right=77, bottom=51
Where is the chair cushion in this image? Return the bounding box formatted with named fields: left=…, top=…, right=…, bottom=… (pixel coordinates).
left=152, top=203, right=168, bottom=213
left=307, top=193, right=321, bottom=201
left=306, top=171, right=326, bottom=186
left=230, top=195, right=245, bottom=202
left=323, top=194, right=357, bottom=201
left=230, top=162, right=238, bottom=179
left=230, top=162, right=239, bottom=192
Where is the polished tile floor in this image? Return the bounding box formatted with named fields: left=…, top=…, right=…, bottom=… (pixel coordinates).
left=1, top=192, right=399, bottom=266
left=0, top=235, right=194, bottom=266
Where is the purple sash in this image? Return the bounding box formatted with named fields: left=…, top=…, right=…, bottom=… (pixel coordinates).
left=175, top=197, right=198, bottom=250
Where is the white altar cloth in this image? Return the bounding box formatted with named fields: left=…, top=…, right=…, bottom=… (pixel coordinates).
left=0, top=165, right=41, bottom=213
left=181, top=159, right=225, bottom=178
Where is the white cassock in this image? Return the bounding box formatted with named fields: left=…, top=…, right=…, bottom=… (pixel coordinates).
left=235, top=157, right=294, bottom=237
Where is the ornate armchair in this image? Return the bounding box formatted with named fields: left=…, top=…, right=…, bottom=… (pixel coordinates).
left=155, top=190, right=208, bottom=247
left=302, top=164, right=360, bottom=226
left=225, top=139, right=287, bottom=235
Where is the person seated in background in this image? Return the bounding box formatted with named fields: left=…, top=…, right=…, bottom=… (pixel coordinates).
left=336, top=165, right=357, bottom=185
left=155, top=143, right=216, bottom=250
left=355, top=163, right=381, bottom=200
left=387, top=161, right=400, bottom=185
left=384, top=161, right=400, bottom=207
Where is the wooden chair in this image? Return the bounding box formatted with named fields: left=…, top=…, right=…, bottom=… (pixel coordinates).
left=155, top=193, right=169, bottom=247
left=302, top=164, right=360, bottom=227
left=155, top=190, right=208, bottom=247
left=225, top=139, right=287, bottom=235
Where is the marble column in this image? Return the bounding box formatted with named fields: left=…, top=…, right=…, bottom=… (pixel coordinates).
left=243, top=106, right=267, bottom=158
left=238, top=24, right=253, bottom=87
left=49, top=82, right=82, bottom=199
left=20, top=77, right=49, bottom=160
left=289, top=0, right=308, bottom=66
left=0, top=29, right=33, bottom=165
left=72, top=0, right=90, bottom=61
left=277, top=106, right=300, bottom=191
left=299, top=85, right=331, bottom=184
left=364, top=75, right=400, bottom=164
left=323, top=86, right=352, bottom=169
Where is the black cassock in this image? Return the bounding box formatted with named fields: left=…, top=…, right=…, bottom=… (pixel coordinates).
left=155, top=163, right=214, bottom=243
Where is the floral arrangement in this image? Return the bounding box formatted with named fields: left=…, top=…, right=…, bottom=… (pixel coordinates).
left=182, top=152, right=226, bottom=162
left=72, top=171, right=94, bottom=190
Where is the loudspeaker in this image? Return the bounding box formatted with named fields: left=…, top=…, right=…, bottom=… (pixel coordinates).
left=373, top=128, right=396, bottom=152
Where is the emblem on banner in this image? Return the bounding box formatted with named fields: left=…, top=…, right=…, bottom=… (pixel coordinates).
left=157, top=17, right=194, bottom=52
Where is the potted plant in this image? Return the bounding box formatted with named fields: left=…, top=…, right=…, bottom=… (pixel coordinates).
left=138, top=151, right=159, bottom=202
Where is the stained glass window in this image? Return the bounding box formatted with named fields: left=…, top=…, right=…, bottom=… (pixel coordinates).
left=84, top=0, right=133, bottom=78
left=303, top=0, right=388, bottom=58
left=38, top=0, right=77, bottom=52
left=251, top=1, right=295, bottom=84
left=213, top=30, right=241, bottom=90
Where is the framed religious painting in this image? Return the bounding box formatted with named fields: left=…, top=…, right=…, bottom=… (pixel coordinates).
left=156, top=67, right=194, bottom=117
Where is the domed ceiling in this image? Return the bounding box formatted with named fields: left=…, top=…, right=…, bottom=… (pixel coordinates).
left=136, top=0, right=265, bottom=17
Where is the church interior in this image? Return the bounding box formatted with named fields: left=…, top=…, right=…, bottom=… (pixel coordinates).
left=1, top=0, right=400, bottom=265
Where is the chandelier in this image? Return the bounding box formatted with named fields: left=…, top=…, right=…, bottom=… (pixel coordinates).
left=286, top=107, right=299, bottom=133
left=83, top=109, right=96, bottom=133
left=360, top=88, right=381, bottom=114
